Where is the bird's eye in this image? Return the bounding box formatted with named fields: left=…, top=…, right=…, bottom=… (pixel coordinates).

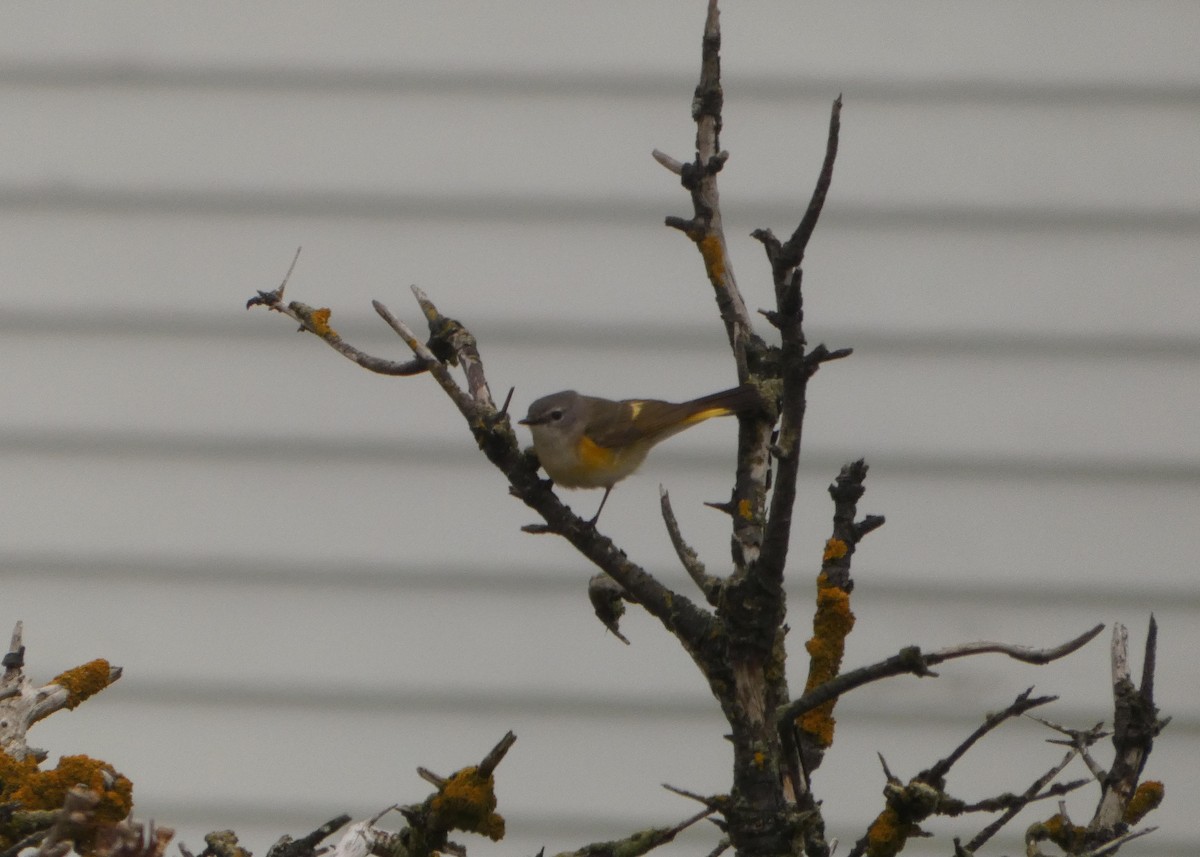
left=550, top=409, right=564, bottom=421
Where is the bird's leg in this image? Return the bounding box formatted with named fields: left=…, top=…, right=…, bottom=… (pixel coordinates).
left=588, top=486, right=614, bottom=526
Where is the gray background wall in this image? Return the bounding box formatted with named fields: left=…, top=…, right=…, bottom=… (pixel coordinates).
left=1, top=4, right=1196, bottom=856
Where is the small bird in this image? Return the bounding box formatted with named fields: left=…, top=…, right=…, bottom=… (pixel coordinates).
left=519, top=384, right=760, bottom=523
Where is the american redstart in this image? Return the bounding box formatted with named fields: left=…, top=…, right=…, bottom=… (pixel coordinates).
left=519, top=384, right=761, bottom=523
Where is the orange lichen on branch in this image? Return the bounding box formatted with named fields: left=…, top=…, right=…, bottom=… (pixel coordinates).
left=823, top=538, right=848, bottom=562
left=864, top=807, right=914, bottom=857
left=308, top=308, right=336, bottom=337
left=428, top=766, right=505, bottom=841
left=0, top=752, right=133, bottom=852
left=1028, top=813, right=1087, bottom=853
left=738, top=498, right=754, bottom=520
left=51, top=659, right=116, bottom=710
left=289, top=302, right=339, bottom=338
left=10, top=755, right=133, bottom=823
left=0, top=750, right=40, bottom=800
left=697, top=234, right=727, bottom=286
left=796, top=570, right=856, bottom=748
left=1124, top=780, right=1164, bottom=824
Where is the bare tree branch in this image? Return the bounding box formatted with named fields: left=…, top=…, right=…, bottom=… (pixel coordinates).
left=922, top=687, right=1057, bottom=783
left=476, top=730, right=517, bottom=779
left=960, top=778, right=1089, bottom=815
left=549, top=807, right=714, bottom=857
left=788, top=460, right=883, bottom=791
left=328, top=732, right=516, bottom=857
left=410, top=285, right=495, bottom=407
left=1031, top=715, right=1110, bottom=782
left=1087, top=617, right=1168, bottom=834
left=929, top=624, right=1107, bottom=665
left=371, top=300, right=476, bottom=414
left=654, top=0, right=777, bottom=583
left=658, top=0, right=755, bottom=358
left=661, top=783, right=727, bottom=815
left=777, top=95, right=842, bottom=274
left=265, top=817, right=353, bottom=857
left=846, top=690, right=1084, bottom=857
left=778, top=623, right=1105, bottom=731
left=1075, top=825, right=1157, bottom=857
left=246, top=259, right=429, bottom=377
left=660, top=486, right=720, bottom=606
left=1, top=621, right=122, bottom=760
left=965, top=746, right=1084, bottom=852
left=753, top=95, right=844, bottom=588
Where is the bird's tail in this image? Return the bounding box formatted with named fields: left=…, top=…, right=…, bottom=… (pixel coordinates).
left=680, top=383, right=765, bottom=421
left=627, top=383, right=765, bottom=443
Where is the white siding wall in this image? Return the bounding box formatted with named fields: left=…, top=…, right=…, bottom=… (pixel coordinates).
left=1, top=4, right=1196, bottom=856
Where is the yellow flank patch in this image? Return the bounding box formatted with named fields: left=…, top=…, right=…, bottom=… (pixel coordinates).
left=577, top=434, right=617, bottom=470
